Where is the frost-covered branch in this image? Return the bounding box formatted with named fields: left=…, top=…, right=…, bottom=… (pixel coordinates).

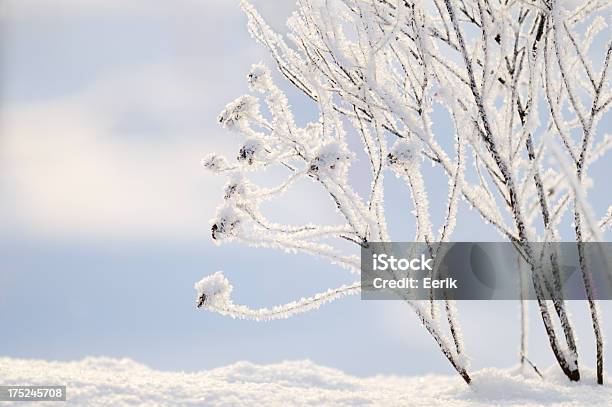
left=195, top=272, right=360, bottom=321
left=199, top=0, right=611, bottom=386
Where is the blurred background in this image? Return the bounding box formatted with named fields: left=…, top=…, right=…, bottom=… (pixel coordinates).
left=1, top=0, right=610, bottom=377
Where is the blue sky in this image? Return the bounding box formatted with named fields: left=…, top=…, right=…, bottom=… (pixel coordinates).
left=1, top=0, right=611, bottom=377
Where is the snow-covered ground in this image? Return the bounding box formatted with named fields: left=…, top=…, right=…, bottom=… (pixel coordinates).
left=0, top=357, right=610, bottom=406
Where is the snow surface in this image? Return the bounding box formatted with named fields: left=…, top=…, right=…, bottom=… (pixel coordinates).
left=1, top=357, right=611, bottom=406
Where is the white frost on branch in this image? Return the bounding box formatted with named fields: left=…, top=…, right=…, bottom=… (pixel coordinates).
left=599, top=207, right=612, bottom=232
left=195, top=272, right=360, bottom=321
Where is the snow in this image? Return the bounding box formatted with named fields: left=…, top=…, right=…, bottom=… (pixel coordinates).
left=1, top=357, right=610, bottom=406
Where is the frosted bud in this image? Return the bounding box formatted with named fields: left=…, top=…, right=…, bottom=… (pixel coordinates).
left=247, top=63, right=273, bottom=92
left=218, top=95, right=261, bottom=130
left=237, top=139, right=265, bottom=165
left=210, top=205, right=243, bottom=242
left=308, top=141, right=352, bottom=178
left=387, top=139, right=421, bottom=171
left=195, top=271, right=232, bottom=308
left=223, top=173, right=252, bottom=201
left=201, top=154, right=229, bottom=173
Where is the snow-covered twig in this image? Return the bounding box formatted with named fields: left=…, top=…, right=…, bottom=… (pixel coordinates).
left=195, top=272, right=359, bottom=321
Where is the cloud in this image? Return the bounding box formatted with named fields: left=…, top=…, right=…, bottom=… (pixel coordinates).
left=0, top=0, right=297, bottom=29
left=0, top=58, right=250, bottom=242
left=1, top=0, right=167, bottom=20
left=1, top=96, right=221, bottom=241
left=0, top=0, right=194, bottom=15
